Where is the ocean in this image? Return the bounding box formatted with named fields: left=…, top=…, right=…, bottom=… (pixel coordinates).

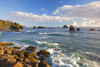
left=0, top=27, right=100, bottom=67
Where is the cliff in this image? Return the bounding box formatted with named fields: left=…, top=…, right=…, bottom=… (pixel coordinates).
left=0, top=20, right=24, bottom=31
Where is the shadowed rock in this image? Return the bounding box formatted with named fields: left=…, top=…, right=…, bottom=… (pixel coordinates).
left=76, top=28, right=80, bottom=31
left=69, top=25, right=75, bottom=32
left=63, top=25, right=68, bottom=28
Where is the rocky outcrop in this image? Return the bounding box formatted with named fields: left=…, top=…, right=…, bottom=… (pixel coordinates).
left=38, top=26, right=45, bottom=29
left=69, top=25, right=75, bottom=32
left=0, top=43, right=52, bottom=67
left=63, top=25, right=68, bottom=28
left=0, top=20, right=24, bottom=31
left=33, top=26, right=37, bottom=29
left=76, top=28, right=80, bottom=31
left=89, top=28, right=96, bottom=31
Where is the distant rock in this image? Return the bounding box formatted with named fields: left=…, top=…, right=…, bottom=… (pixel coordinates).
left=37, top=50, right=50, bottom=57
left=69, top=25, right=75, bottom=32
left=89, top=28, right=96, bottom=31
left=38, top=26, right=45, bottom=29
left=33, top=26, right=37, bottom=29
left=63, top=25, right=68, bottom=28
left=76, top=28, right=80, bottom=31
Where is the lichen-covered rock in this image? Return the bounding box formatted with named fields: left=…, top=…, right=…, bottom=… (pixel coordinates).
left=38, top=56, right=51, bottom=67
left=0, top=42, right=14, bottom=46
left=14, top=46, right=21, bottom=49
left=26, top=46, right=37, bottom=51
left=18, top=29, right=22, bottom=32
left=0, top=46, right=3, bottom=50
left=14, top=62, right=23, bottom=67
left=69, top=25, right=75, bottom=32
left=0, top=50, right=4, bottom=55
left=37, top=50, right=50, bottom=57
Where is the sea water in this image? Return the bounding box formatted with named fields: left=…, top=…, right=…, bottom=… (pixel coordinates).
left=0, top=27, right=100, bottom=67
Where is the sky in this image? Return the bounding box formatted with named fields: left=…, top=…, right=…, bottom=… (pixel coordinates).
left=0, top=0, right=100, bottom=27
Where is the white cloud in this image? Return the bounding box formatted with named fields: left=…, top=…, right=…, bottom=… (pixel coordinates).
left=41, top=8, right=48, bottom=12
left=10, top=11, right=73, bottom=22
left=72, top=19, right=100, bottom=27
left=53, top=1, right=100, bottom=19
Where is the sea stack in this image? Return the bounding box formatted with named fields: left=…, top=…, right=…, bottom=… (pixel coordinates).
left=69, top=25, right=75, bottom=32
left=76, top=28, right=80, bottom=31
left=63, top=25, right=68, bottom=28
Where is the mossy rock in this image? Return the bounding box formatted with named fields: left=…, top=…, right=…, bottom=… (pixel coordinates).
left=0, top=42, right=14, bottom=46
left=37, top=50, right=50, bottom=57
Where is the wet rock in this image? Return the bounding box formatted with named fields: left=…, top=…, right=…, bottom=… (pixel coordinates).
left=63, top=25, right=68, bottom=28
left=76, top=28, right=80, bottom=31
left=14, top=62, right=23, bottom=67
left=38, top=26, right=45, bottom=29
left=25, top=58, right=31, bottom=63
left=69, top=25, right=75, bottom=32
left=0, top=42, right=14, bottom=46
left=14, top=46, right=21, bottom=49
left=38, top=56, right=51, bottom=67
left=37, top=50, right=50, bottom=57
left=26, top=46, right=37, bottom=51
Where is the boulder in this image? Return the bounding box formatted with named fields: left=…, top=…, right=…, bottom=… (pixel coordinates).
left=76, top=28, right=80, bottom=31
left=0, top=42, right=14, bottom=46
left=14, top=46, right=21, bottom=49
left=0, top=50, right=4, bottom=55
left=37, top=50, right=50, bottom=57
left=18, top=29, right=22, bottom=32
left=33, top=26, right=37, bottom=29
left=14, top=62, right=23, bottom=67
left=89, top=28, right=96, bottom=31
left=63, top=25, right=68, bottom=28
left=38, top=56, right=51, bottom=67
left=26, top=46, right=37, bottom=51
left=69, top=25, right=75, bottom=32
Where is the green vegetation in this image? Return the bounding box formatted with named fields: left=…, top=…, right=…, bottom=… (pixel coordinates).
left=0, top=20, right=24, bottom=31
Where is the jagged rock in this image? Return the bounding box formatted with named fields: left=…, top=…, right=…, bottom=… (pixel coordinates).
left=25, top=58, right=31, bottom=63
left=18, top=29, right=22, bottom=32
left=63, top=25, right=68, bottom=28
left=0, top=42, right=14, bottom=46
left=89, top=28, right=96, bottom=31
left=0, top=46, right=3, bottom=50
left=22, top=50, right=27, bottom=53
left=37, top=50, right=50, bottom=57
left=28, top=51, right=39, bottom=60
left=33, top=26, right=37, bottom=29
left=14, top=62, right=23, bottom=67
left=14, top=46, right=21, bottom=49
left=26, top=46, right=37, bottom=51
left=69, top=25, right=75, bottom=32
left=38, top=56, right=51, bottom=67
left=4, top=49, right=12, bottom=54
left=76, top=28, right=80, bottom=31
left=0, top=50, right=4, bottom=55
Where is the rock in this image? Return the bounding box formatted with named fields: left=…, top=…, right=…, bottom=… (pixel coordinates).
left=18, top=29, right=22, bottom=32
left=0, top=46, right=3, bottom=50
left=14, top=62, right=23, bottom=67
left=22, top=50, right=27, bottom=53
left=89, top=28, right=96, bottom=31
left=0, top=50, right=4, bottom=55
left=76, top=28, right=80, bottom=31
left=26, top=46, right=37, bottom=51
left=0, top=42, right=14, bottom=46
left=38, top=56, right=51, bottom=67
left=4, top=49, right=12, bottom=54
left=28, top=51, right=39, bottom=60
left=28, top=56, right=38, bottom=63
left=63, top=25, right=68, bottom=28
left=33, top=26, right=37, bottom=29
left=38, top=26, right=45, bottom=29
left=69, top=25, right=75, bottom=32
left=37, top=50, right=50, bottom=57
left=25, top=58, right=31, bottom=63
left=14, top=46, right=21, bottom=49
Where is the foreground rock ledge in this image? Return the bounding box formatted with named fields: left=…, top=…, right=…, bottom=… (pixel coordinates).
left=0, top=42, right=52, bottom=67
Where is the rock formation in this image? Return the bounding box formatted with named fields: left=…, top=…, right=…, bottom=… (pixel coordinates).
left=69, top=25, right=75, bottom=32
left=63, top=25, right=68, bottom=28
left=76, top=28, right=80, bottom=31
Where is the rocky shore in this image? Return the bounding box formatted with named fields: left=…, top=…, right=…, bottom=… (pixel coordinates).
left=0, top=42, right=52, bottom=67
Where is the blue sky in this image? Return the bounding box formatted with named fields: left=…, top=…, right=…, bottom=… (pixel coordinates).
left=0, top=0, right=100, bottom=27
